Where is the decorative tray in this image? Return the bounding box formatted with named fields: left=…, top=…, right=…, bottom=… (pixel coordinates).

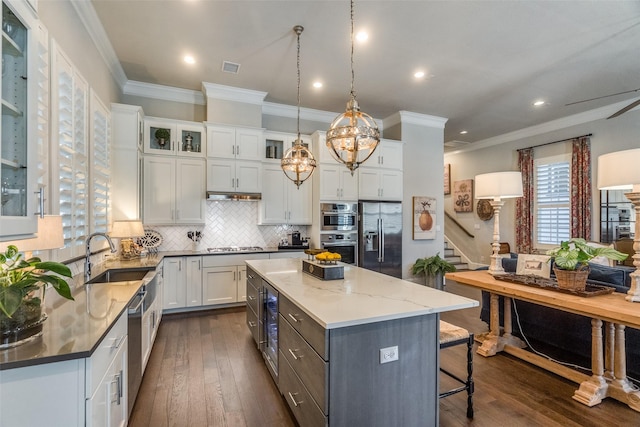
left=494, top=274, right=615, bottom=297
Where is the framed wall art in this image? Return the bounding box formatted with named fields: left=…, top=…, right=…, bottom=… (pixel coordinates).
left=444, top=164, right=451, bottom=195
left=412, top=196, right=436, bottom=240
left=453, top=179, right=473, bottom=213
left=516, top=254, right=551, bottom=278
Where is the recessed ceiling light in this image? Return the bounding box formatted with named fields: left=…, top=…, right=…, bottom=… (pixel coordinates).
left=460, top=130, right=468, bottom=135
left=414, top=71, right=426, bottom=79
left=313, top=81, right=323, bottom=89
left=533, top=100, right=546, bottom=106
left=356, top=31, right=368, bottom=42
left=184, top=55, right=196, bottom=65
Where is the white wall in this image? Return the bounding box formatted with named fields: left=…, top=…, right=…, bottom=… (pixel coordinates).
left=444, top=107, right=640, bottom=263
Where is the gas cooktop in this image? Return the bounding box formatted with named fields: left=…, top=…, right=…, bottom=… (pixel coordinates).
left=207, top=246, right=264, bottom=253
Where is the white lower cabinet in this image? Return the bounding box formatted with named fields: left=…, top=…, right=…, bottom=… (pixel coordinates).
left=163, top=256, right=186, bottom=310
left=186, top=256, right=203, bottom=307
left=202, top=265, right=241, bottom=305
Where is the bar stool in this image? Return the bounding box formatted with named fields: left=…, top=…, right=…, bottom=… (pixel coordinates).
left=439, top=320, right=474, bottom=419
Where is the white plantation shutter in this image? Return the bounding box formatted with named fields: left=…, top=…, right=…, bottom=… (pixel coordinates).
left=535, top=158, right=570, bottom=246
left=35, top=24, right=49, bottom=200
left=90, top=90, right=110, bottom=235
left=50, top=42, right=89, bottom=260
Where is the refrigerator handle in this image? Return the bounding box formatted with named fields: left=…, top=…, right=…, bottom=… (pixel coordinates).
left=380, top=218, right=385, bottom=262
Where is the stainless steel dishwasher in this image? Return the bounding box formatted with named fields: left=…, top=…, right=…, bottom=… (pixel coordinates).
left=128, top=270, right=157, bottom=416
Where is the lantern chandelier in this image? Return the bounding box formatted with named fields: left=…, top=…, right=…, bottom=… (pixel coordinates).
left=326, top=0, right=380, bottom=175
left=281, top=25, right=317, bottom=188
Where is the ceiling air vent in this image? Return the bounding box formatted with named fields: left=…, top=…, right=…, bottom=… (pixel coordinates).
left=222, top=61, right=240, bottom=74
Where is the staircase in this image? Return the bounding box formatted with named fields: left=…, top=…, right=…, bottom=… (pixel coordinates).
left=444, top=241, right=469, bottom=271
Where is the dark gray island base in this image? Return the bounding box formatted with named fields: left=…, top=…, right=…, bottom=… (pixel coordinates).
left=246, top=258, right=478, bottom=427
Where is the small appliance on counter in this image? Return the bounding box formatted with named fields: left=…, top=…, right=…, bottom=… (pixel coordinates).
left=278, top=230, right=310, bottom=249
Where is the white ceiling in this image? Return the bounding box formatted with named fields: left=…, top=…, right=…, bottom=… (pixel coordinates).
left=90, top=0, right=640, bottom=145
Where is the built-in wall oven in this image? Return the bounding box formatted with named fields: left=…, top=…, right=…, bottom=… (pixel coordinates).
left=261, top=280, right=279, bottom=382
left=321, top=202, right=358, bottom=231
left=321, top=233, right=357, bottom=265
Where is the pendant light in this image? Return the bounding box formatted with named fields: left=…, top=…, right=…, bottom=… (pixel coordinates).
left=326, top=0, right=380, bottom=175
left=281, top=25, right=317, bottom=188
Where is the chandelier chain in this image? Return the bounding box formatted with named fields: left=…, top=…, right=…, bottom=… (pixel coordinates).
left=350, top=0, right=355, bottom=101
left=296, top=26, right=301, bottom=140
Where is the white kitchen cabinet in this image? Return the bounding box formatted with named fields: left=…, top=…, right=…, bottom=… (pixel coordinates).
left=111, top=104, right=143, bottom=220
left=358, top=167, right=403, bottom=201
left=259, top=164, right=312, bottom=225
left=206, top=124, right=263, bottom=160
left=318, top=164, right=358, bottom=201
left=372, top=139, right=403, bottom=170
left=163, top=256, right=186, bottom=310
left=0, top=1, right=40, bottom=239
left=186, top=256, right=203, bottom=307
left=206, top=158, right=261, bottom=193
left=202, top=265, right=239, bottom=305
left=143, top=156, right=205, bottom=225
left=144, top=117, right=205, bottom=157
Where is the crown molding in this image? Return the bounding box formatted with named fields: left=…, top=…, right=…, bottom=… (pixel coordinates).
left=202, top=82, right=267, bottom=105
left=454, top=99, right=639, bottom=154
left=263, top=102, right=338, bottom=124
left=70, top=0, right=128, bottom=89
left=383, top=111, right=448, bottom=130
left=123, top=81, right=205, bottom=105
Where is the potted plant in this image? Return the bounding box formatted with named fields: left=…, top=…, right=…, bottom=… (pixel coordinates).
left=0, top=245, right=73, bottom=347
left=411, top=252, right=457, bottom=290
left=154, top=128, right=170, bottom=147
left=546, top=238, right=628, bottom=291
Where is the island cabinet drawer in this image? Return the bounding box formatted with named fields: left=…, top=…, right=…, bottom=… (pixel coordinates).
left=279, top=352, right=327, bottom=427
left=280, top=295, right=328, bottom=360
left=279, top=314, right=328, bottom=413
left=85, top=311, right=128, bottom=396
left=246, top=304, right=259, bottom=347
left=246, top=266, right=261, bottom=289
left=246, top=277, right=260, bottom=315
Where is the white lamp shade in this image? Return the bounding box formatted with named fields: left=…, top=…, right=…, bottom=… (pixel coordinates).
left=0, top=215, right=64, bottom=252
left=475, top=171, right=523, bottom=199
left=597, top=148, right=640, bottom=190
left=110, top=220, right=145, bottom=238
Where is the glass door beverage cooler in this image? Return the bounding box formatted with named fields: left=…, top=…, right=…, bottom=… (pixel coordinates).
left=261, top=280, right=278, bottom=382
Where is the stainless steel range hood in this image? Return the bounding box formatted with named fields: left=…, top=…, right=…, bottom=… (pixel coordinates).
left=206, top=191, right=261, bottom=201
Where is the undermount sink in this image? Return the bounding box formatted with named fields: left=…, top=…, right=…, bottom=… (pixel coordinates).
left=87, top=269, right=151, bottom=284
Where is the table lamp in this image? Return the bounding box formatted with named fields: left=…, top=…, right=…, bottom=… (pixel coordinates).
left=597, top=148, right=640, bottom=302
left=0, top=215, right=64, bottom=258
left=475, top=171, right=524, bottom=275
left=110, top=220, right=145, bottom=259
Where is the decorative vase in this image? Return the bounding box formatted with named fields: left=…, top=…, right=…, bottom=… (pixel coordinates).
left=553, top=266, right=589, bottom=291
left=157, top=138, right=166, bottom=147
left=0, top=283, right=47, bottom=348
left=425, top=272, right=445, bottom=290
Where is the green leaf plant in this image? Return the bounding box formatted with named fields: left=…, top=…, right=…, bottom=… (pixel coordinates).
left=0, top=245, right=73, bottom=318
left=411, top=252, right=457, bottom=277
left=546, top=238, right=628, bottom=271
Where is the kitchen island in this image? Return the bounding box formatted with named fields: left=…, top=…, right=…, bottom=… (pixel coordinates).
left=246, top=258, right=478, bottom=427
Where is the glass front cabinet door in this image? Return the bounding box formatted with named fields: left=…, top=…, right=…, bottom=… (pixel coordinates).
left=1, top=1, right=38, bottom=239
left=143, top=117, right=205, bottom=157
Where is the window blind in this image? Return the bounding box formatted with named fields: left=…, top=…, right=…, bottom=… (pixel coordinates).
left=536, top=160, right=570, bottom=245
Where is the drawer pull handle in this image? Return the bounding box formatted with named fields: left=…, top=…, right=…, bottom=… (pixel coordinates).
left=248, top=295, right=256, bottom=301
left=248, top=321, right=257, bottom=327
left=112, top=335, right=126, bottom=350
left=288, top=391, right=302, bottom=407
left=288, top=313, right=299, bottom=323
left=288, top=348, right=302, bottom=360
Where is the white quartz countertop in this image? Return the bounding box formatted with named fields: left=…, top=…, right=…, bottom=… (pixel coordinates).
left=246, top=258, right=479, bottom=329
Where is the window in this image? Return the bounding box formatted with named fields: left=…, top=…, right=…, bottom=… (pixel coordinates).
left=90, top=89, right=111, bottom=236
left=534, top=155, right=570, bottom=247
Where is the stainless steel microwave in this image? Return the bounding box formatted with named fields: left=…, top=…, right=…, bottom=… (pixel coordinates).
left=320, top=203, right=358, bottom=231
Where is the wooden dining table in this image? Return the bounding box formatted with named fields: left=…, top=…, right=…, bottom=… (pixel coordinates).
left=446, top=270, right=640, bottom=412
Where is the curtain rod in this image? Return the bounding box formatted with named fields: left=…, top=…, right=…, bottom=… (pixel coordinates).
left=517, top=133, right=593, bottom=151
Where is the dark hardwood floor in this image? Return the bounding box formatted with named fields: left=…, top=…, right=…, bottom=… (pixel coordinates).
left=129, top=283, right=640, bottom=427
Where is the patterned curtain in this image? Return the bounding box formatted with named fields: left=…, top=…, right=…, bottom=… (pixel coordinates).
left=571, top=136, right=592, bottom=239
left=516, top=148, right=534, bottom=253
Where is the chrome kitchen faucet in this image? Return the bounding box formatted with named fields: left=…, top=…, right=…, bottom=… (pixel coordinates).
left=84, top=232, right=117, bottom=280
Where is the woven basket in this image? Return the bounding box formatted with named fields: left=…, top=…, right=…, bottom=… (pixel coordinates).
left=553, top=267, right=589, bottom=291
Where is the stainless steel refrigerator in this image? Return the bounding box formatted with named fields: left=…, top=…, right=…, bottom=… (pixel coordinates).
left=358, top=201, right=403, bottom=278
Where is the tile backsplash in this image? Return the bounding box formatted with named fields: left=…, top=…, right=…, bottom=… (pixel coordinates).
left=145, top=200, right=310, bottom=251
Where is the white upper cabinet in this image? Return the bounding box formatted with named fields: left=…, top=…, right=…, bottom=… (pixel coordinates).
left=318, top=165, right=358, bottom=201
left=259, top=164, right=312, bottom=225
left=206, top=159, right=262, bottom=193
left=143, top=117, right=205, bottom=157
left=373, top=139, right=403, bottom=170
left=358, top=167, right=403, bottom=201
left=264, top=131, right=312, bottom=162
left=207, top=124, right=264, bottom=160
left=0, top=1, right=39, bottom=239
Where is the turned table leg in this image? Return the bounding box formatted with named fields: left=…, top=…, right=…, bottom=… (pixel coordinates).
left=477, top=294, right=525, bottom=357
left=573, top=319, right=608, bottom=406
left=607, top=323, right=640, bottom=412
